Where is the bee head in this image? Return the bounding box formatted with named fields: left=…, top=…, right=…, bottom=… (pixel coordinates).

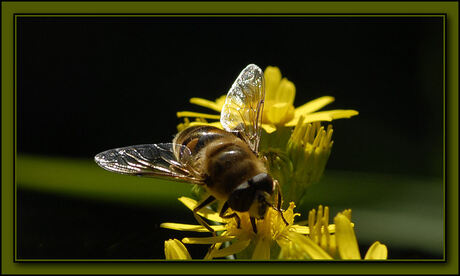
left=227, top=173, right=275, bottom=219
left=247, top=190, right=272, bottom=219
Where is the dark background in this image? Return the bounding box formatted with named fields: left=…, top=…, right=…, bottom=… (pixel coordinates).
left=17, top=17, right=443, bottom=259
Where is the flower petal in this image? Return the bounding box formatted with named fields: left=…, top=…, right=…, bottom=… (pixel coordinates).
left=214, top=95, right=227, bottom=109
left=275, top=78, right=296, bottom=105
left=279, top=231, right=333, bottom=259
left=286, top=110, right=359, bottom=126
left=204, top=232, right=228, bottom=260
left=252, top=235, right=271, bottom=260
left=364, top=241, right=388, bottom=260
left=182, top=235, right=236, bottom=244
left=334, top=213, right=361, bottom=259
left=209, top=239, right=251, bottom=258
left=160, top=222, right=226, bottom=232
left=294, top=96, right=335, bottom=115
left=164, top=239, right=192, bottom=260
left=290, top=224, right=337, bottom=235
left=189, top=97, right=222, bottom=112
left=279, top=202, right=300, bottom=224
left=178, top=197, right=225, bottom=223
left=265, top=102, right=295, bottom=125
left=261, top=123, right=277, bottom=133
left=187, top=121, right=224, bottom=129
left=264, top=66, right=282, bottom=101
left=176, top=111, right=220, bottom=120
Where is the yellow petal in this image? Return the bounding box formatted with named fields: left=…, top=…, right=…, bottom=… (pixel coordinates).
left=178, top=197, right=224, bottom=223
left=182, top=235, right=236, bottom=244
left=189, top=97, right=222, bottom=112
left=160, top=222, right=226, bottom=232
left=176, top=111, right=220, bottom=119
left=178, top=196, right=200, bottom=211
left=290, top=224, right=337, bottom=235
left=286, top=109, right=359, bottom=126
left=264, top=66, right=282, bottom=101
left=261, top=123, right=277, bottom=133
left=214, top=95, right=227, bottom=109
left=281, top=231, right=333, bottom=260
left=275, top=78, right=296, bottom=105
left=326, top=234, right=337, bottom=258
left=209, top=239, right=251, bottom=258
left=334, top=213, right=361, bottom=259
left=186, top=121, right=224, bottom=129
left=252, top=235, right=271, bottom=260
left=265, top=102, right=295, bottom=125
left=164, top=239, right=192, bottom=260
left=204, top=232, right=227, bottom=260
left=306, top=110, right=359, bottom=121
left=288, top=96, right=334, bottom=126
left=278, top=239, right=311, bottom=260
left=280, top=202, right=300, bottom=224
left=294, top=96, right=335, bottom=114
left=364, top=241, right=388, bottom=260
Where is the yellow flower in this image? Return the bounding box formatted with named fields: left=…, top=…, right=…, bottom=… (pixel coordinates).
left=263, top=118, right=334, bottom=205
left=307, top=206, right=388, bottom=260
left=176, top=66, right=358, bottom=133
left=161, top=198, right=387, bottom=260
left=161, top=197, right=321, bottom=260
left=163, top=67, right=376, bottom=260
left=164, top=239, right=192, bottom=260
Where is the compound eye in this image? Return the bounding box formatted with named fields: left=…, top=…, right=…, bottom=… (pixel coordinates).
left=252, top=191, right=271, bottom=219
left=251, top=173, right=274, bottom=193
left=227, top=182, right=255, bottom=212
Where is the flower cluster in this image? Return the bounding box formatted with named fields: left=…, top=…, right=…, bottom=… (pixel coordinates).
left=162, top=199, right=387, bottom=260
left=264, top=118, right=334, bottom=206
left=162, top=65, right=386, bottom=260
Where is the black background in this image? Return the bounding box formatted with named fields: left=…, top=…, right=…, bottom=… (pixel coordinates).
left=17, top=16, right=443, bottom=259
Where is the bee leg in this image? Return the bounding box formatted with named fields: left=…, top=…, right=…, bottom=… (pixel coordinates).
left=219, top=202, right=241, bottom=229
left=250, top=217, right=258, bottom=233
left=193, top=195, right=217, bottom=236
left=274, top=180, right=289, bottom=226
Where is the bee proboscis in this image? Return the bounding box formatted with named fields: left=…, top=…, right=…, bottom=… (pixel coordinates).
left=95, top=64, right=287, bottom=233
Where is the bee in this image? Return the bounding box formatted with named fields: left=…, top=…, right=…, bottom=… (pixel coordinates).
left=94, top=64, right=287, bottom=233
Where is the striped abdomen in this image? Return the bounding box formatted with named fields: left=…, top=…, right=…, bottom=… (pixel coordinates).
left=173, top=125, right=266, bottom=200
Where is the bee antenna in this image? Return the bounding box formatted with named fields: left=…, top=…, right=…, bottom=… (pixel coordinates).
left=270, top=179, right=289, bottom=226
left=265, top=200, right=289, bottom=226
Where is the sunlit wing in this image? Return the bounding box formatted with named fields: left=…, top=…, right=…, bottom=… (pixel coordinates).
left=220, top=64, right=265, bottom=153
left=94, top=143, right=203, bottom=184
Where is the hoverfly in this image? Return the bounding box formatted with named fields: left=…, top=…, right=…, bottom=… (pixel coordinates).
left=94, top=64, right=287, bottom=233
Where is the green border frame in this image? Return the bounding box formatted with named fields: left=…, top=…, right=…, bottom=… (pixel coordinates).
left=2, top=1, right=458, bottom=274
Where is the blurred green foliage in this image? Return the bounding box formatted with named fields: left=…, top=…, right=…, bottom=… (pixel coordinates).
left=17, top=154, right=192, bottom=209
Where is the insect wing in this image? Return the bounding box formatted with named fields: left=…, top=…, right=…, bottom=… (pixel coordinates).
left=220, top=64, right=265, bottom=153
left=94, top=143, right=203, bottom=184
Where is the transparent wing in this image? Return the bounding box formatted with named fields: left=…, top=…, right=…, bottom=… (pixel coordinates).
left=220, top=64, right=265, bottom=153
left=94, top=143, right=203, bottom=184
